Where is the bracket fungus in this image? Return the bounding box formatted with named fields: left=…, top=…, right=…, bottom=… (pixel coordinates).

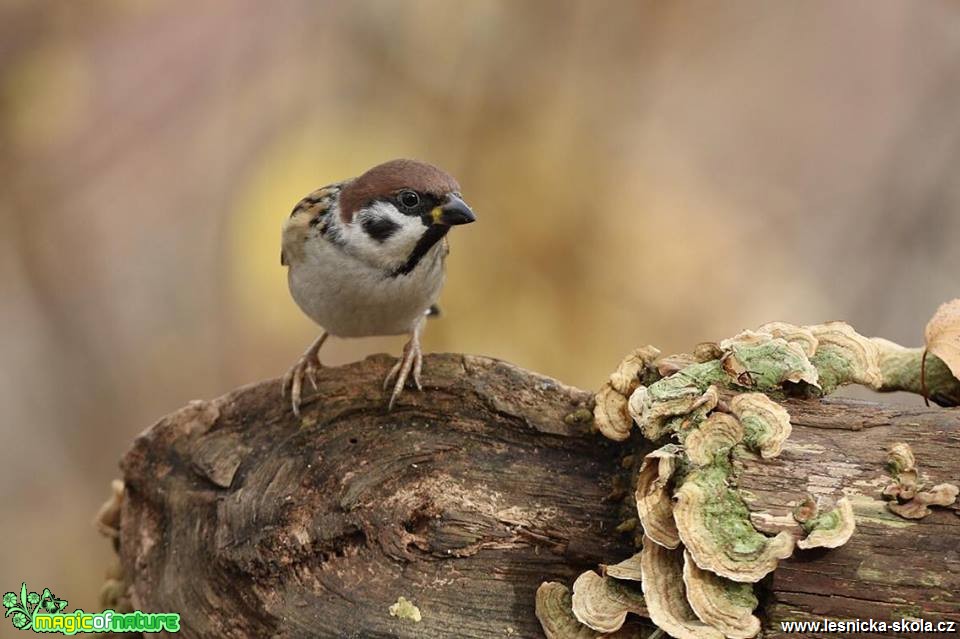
left=872, top=336, right=960, bottom=407
left=562, top=313, right=960, bottom=638
left=536, top=582, right=606, bottom=639
left=881, top=441, right=959, bottom=519
left=887, top=442, right=916, bottom=476
left=595, top=346, right=663, bottom=441
left=629, top=383, right=719, bottom=441
left=635, top=445, right=682, bottom=549
left=571, top=570, right=646, bottom=634
left=887, top=484, right=960, bottom=520
left=693, top=342, right=725, bottom=364
left=796, top=497, right=856, bottom=550
left=756, top=322, right=818, bottom=358
left=657, top=353, right=701, bottom=377
left=640, top=537, right=724, bottom=639
left=719, top=330, right=819, bottom=390
left=603, top=553, right=644, bottom=582
left=95, top=479, right=124, bottom=540
left=727, top=394, right=791, bottom=459
left=682, top=550, right=761, bottom=639
left=673, top=469, right=795, bottom=583
left=682, top=414, right=743, bottom=467
left=807, top=321, right=883, bottom=393
left=884, top=442, right=919, bottom=500
left=610, top=346, right=662, bottom=395
left=595, top=383, right=634, bottom=442
left=790, top=495, right=818, bottom=525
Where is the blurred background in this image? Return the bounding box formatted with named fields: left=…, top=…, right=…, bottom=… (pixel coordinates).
left=1, top=0, right=959, bottom=613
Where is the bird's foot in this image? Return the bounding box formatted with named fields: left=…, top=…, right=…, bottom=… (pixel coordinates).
left=282, top=333, right=328, bottom=416
left=384, top=332, right=424, bottom=409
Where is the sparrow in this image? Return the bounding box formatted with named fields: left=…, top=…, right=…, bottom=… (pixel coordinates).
left=280, top=159, right=476, bottom=415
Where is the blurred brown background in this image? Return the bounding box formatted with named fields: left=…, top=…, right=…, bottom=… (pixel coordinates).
left=1, top=0, right=958, bottom=614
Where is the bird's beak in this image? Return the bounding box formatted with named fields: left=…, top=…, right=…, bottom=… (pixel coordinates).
left=431, top=193, right=476, bottom=226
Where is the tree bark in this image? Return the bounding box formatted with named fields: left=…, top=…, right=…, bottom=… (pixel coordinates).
left=113, top=354, right=960, bottom=638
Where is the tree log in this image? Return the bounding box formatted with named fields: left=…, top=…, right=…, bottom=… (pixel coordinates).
left=113, top=354, right=960, bottom=638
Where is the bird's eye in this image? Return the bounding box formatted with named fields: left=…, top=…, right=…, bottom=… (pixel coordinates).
left=398, top=190, right=420, bottom=210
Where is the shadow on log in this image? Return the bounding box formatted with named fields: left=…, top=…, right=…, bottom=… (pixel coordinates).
left=113, top=354, right=960, bottom=638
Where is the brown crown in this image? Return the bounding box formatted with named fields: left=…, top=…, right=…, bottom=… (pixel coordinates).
left=338, top=159, right=461, bottom=221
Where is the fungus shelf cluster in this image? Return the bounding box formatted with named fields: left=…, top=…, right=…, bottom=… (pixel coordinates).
left=538, top=316, right=960, bottom=639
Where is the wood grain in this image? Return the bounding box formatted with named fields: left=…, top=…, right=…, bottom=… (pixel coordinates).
left=115, top=354, right=960, bottom=638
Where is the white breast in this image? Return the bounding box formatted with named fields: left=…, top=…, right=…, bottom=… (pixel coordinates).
left=288, top=237, right=446, bottom=338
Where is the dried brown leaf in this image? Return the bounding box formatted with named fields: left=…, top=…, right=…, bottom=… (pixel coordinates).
left=925, top=299, right=960, bottom=381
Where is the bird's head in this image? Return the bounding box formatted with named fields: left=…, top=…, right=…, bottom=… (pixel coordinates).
left=336, top=159, right=476, bottom=274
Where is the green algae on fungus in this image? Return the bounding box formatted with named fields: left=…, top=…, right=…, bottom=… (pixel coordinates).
left=874, top=338, right=960, bottom=404
left=728, top=393, right=792, bottom=459
left=682, top=550, right=761, bottom=639
left=719, top=332, right=819, bottom=391
left=797, top=497, right=856, bottom=549
left=884, top=442, right=919, bottom=501
left=571, top=570, right=646, bottom=633
left=673, top=467, right=794, bottom=583
left=635, top=445, right=683, bottom=549
left=807, top=321, right=882, bottom=393
left=756, top=322, right=819, bottom=358
left=640, top=536, right=724, bottom=639
left=683, top=413, right=744, bottom=467
left=886, top=442, right=916, bottom=477
left=669, top=361, right=731, bottom=392
left=629, top=382, right=719, bottom=441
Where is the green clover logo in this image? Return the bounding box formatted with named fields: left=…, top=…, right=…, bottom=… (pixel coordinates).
left=3, top=583, right=68, bottom=631
left=11, top=612, right=28, bottom=629
left=40, top=589, right=67, bottom=614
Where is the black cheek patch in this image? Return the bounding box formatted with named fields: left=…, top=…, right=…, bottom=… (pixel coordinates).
left=362, top=217, right=401, bottom=243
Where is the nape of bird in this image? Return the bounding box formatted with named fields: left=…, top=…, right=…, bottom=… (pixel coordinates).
left=280, top=159, right=476, bottom=415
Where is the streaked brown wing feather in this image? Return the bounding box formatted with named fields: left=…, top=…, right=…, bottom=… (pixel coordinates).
left=280, top=181, right=346, bottom=266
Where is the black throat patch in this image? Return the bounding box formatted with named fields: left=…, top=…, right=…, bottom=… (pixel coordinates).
left=391, top=225, right=449, bottom=277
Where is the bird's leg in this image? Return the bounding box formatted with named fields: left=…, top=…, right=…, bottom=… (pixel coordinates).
left=384, top=317, right=425, bottom=409
left=282, top=331, right=328, bottom=416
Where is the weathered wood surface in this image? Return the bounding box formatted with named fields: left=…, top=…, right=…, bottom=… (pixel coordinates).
left=116, top=354, right=960, bottom=638
left=739, top=398, right=960, bottom=638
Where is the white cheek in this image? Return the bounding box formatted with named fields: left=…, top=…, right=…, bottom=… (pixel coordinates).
left=347, top=202, right=427, bottom=269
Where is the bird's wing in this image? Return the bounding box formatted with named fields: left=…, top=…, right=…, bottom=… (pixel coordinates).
left=280, top=182, right=346, bottom=266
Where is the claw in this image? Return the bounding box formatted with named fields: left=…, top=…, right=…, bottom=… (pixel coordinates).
left=412, top=342, right=423, bottom=391
left=291, top=368, right=303, bottom=417
left=383, top=359, right=403, bottom=391
left=306, top=358, right=319, bottom=392
left=283, top=332, right=328, bottom=416
left=384, top=319, right=425, bottom=409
